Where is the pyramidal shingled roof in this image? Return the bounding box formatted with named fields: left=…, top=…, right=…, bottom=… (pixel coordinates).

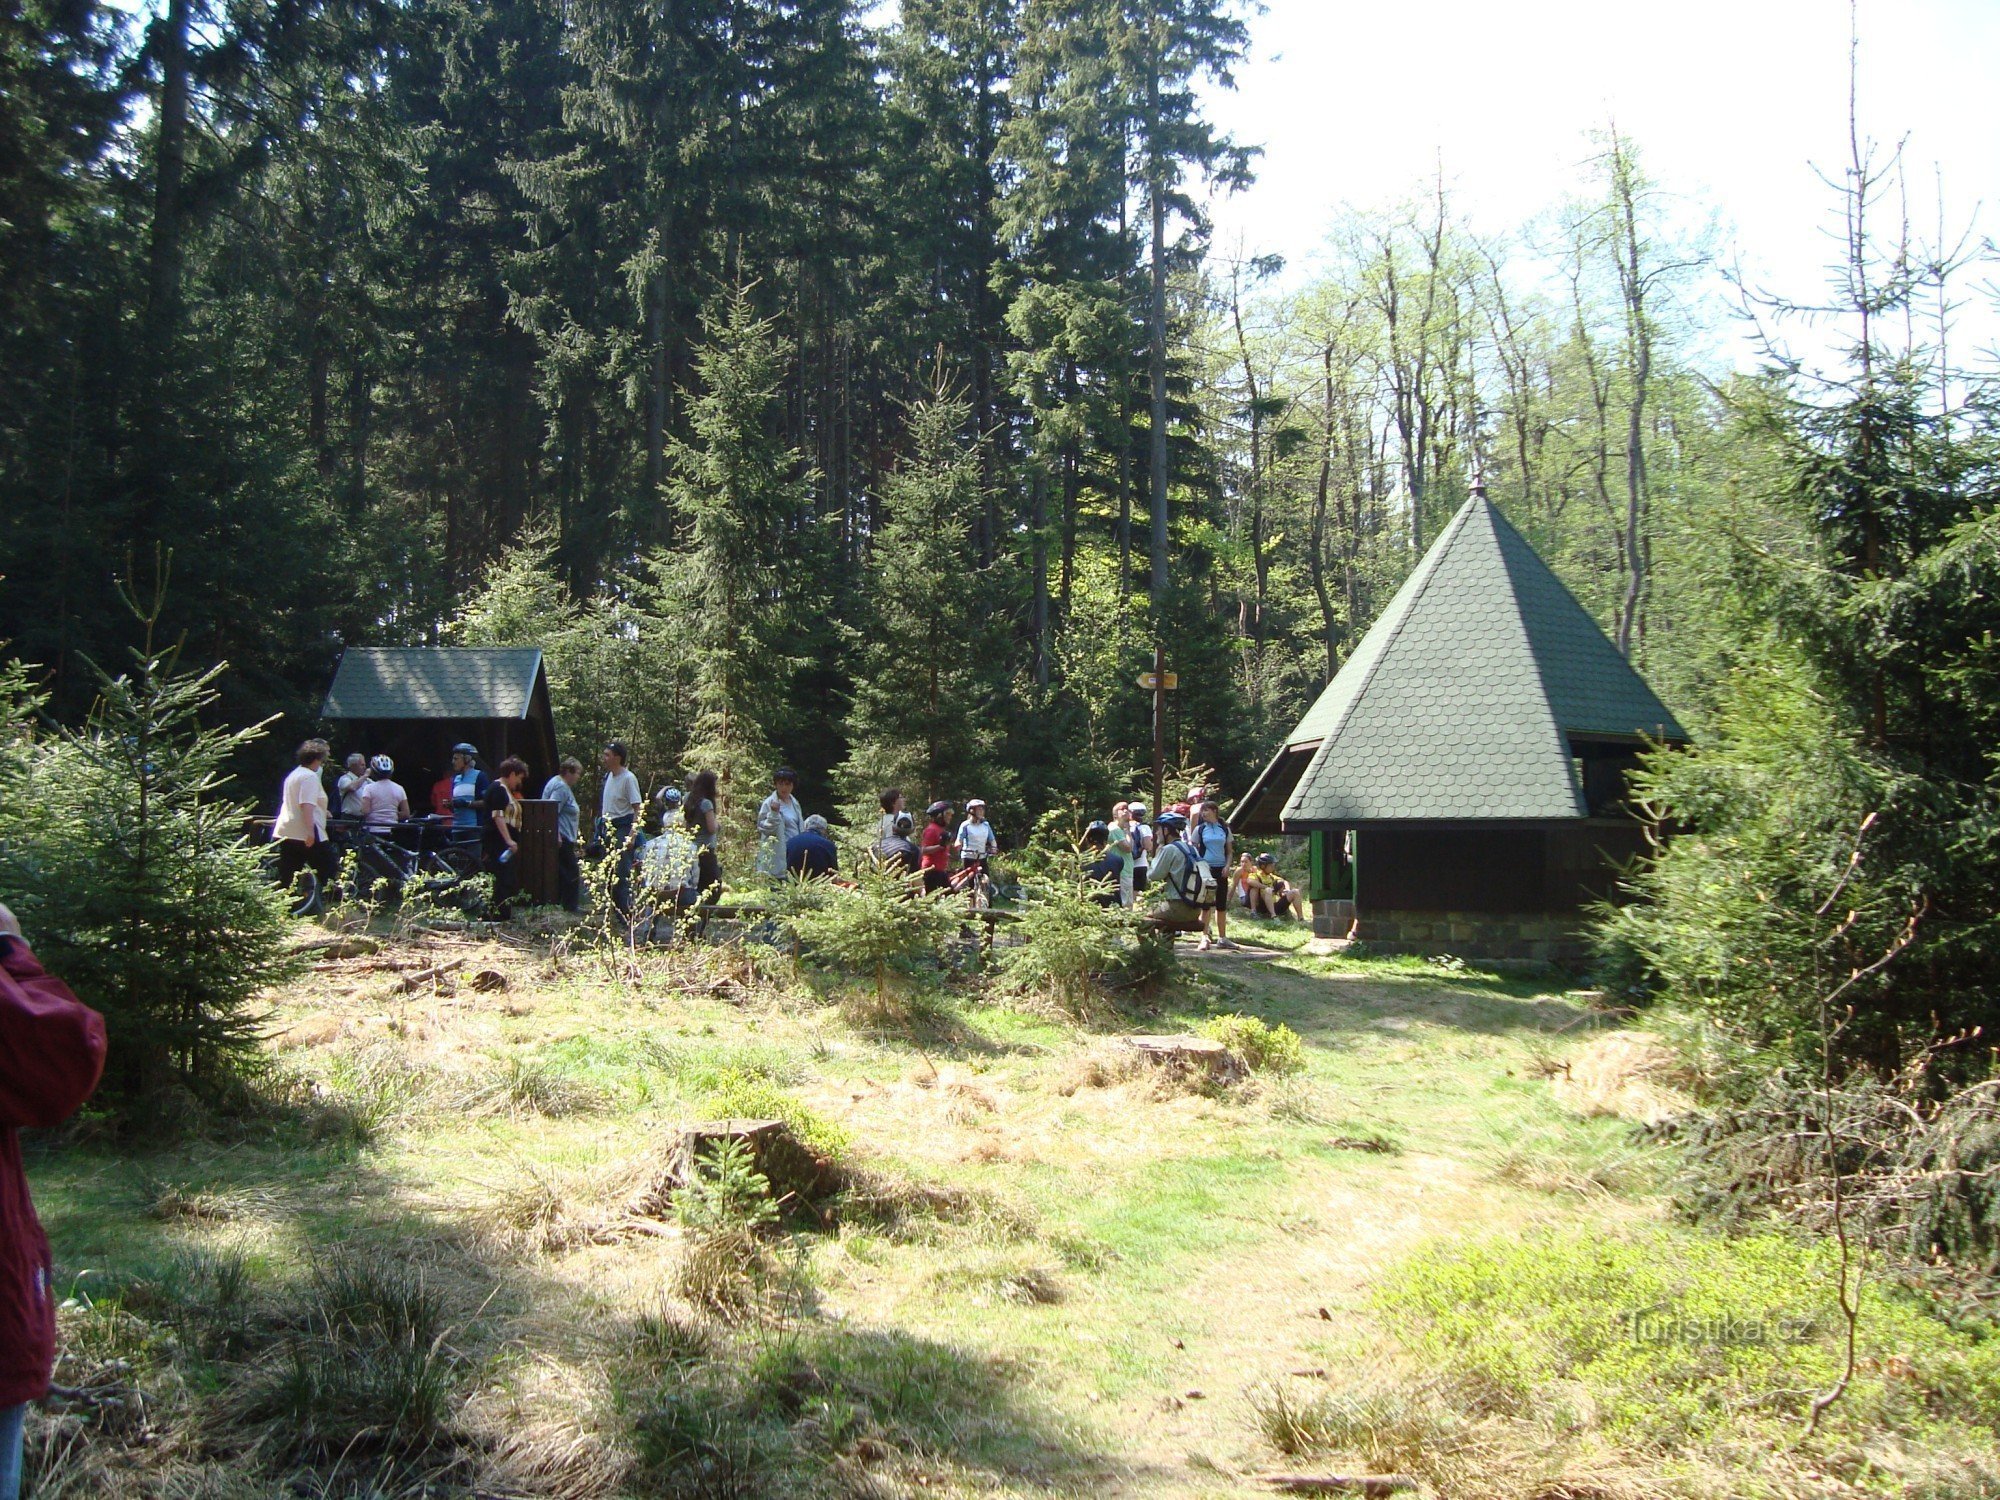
left=1272, top=496, right=1686, bottom=826
left=322, top=647, right=546, bottom=722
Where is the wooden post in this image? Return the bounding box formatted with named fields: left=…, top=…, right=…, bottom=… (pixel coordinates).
left=1152, top=641, right=1166, bottom=821
left=517, top=798, right=559, bottom=907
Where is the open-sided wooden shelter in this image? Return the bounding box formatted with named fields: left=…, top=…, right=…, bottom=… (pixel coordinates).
left=1231, top=494, right=1687, bottom=962
left=320, top=647, right=559, bottom=797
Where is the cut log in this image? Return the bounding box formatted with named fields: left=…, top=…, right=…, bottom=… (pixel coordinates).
left=1115, top=1034, right=1248, bottom=1085
left=395, top=957, right=467, bottom=993
left=666, top=1118, right=836, bottom=1207
left=1258, top=1477, right=1417, bottom=1497
left=300, top=934, right=382, bottom=961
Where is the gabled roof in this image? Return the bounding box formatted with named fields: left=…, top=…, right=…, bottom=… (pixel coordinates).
left=1244, top=496, right=1686, bottom=828
left=322, top=647, right=546, bottom=722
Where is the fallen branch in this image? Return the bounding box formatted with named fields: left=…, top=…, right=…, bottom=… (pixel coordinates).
left=396, top=958, right=467, bottom=993
left=1258, top=1476, right=1417, bottom=1497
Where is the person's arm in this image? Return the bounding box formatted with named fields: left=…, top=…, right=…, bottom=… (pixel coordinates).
left=0, top=918, right=108, bottom=1129
left=396, top=794, right=411, bottom=821
left=492, top=792, right=518, bottom=852
left=755, top=796, right=777, bottom=836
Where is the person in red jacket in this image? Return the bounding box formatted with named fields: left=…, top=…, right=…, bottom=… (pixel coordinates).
left=0, top=903, right=107, bottom=1500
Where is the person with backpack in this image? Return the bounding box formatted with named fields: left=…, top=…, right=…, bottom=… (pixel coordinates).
left=1143, top=811, right=1210, bottom=931
left=1191, top=800, right=1235, bottom=950
left=0, top=903, right=107, bottom=1500
left=1127, top=803, right=1153, bottom=893
left=878, top=811, right=921, bottom=876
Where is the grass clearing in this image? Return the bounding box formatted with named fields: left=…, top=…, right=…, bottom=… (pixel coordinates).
left=20, top=928, right=2000, bottom=1496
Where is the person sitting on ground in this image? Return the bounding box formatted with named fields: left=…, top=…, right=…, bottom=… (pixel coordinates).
left=920, top=801, right=954, bottom=895
left=786, top=813, right=840, bottom=879
left=0, top=902, right=107, bottom=1500
left=955, top=797, right=998, bottom=906
left=1143, top=811, right=1204, bottom=931
left=271, top=738, right=335, bottom=901
left=756, top=767, right=806, bottom=880
left=1232, top=851, right=1260, bottom=910
left=1249, top=853, right=1304, bottom=921
left=1191, top=800, right=1235, bottom=950
left=484, top=756, right=528, bottom=912
left=876, top=811, right=921, bottom=877
left=336, top=752, right=369, bottom=820
left=358, top=755, right=410, bottom=834
left=542, top=756, right=584, bottom=912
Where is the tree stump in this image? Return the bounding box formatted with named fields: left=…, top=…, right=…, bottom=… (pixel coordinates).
left=668, top=1118, right=835, bottom=1206
left=1115, top=1035, right=1248, bottom=1085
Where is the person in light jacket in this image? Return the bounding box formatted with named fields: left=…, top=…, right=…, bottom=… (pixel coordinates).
left=0, top=903, right=108, bottom=1500
left=755, top=766, right=805, bottom=880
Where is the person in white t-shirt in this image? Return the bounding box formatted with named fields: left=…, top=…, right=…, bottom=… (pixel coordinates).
left=357, top=755, right=410, bottom=833
left=335, top=753, right=368, bottom=819
left=271, top=739, right=335, bottom=902
left=600, top=741, right=643, bottom=914
left=954, top=797, right=997, bottom=908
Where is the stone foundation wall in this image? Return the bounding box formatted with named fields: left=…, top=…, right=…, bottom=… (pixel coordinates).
left=1341, top=909, right=1593, bottom=966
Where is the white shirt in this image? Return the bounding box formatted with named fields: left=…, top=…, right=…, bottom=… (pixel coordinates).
left=272, top=765, right=328, bottom=843
left=358, top=778, right=408, bottom=831
left=957, top=818, right=996, bottom=860
left=337, top=770, right=367, bottom=817
left=601, top=767, right=642, bottom=822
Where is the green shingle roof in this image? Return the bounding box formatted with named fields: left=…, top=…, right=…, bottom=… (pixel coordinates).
left=1261, top=496, right=1686, bottom=827
left=322, top=647, right=546, bottom=722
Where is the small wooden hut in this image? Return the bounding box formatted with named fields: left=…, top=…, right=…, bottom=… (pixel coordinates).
left=320, top=647, right=559, bottom=795
left=1231, top=494, right=1687, bottom=963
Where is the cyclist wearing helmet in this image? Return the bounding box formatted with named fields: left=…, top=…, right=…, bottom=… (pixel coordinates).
left=955, top=798, right=997, bottom=907
left=358, top=755, right=410, bottom=833
left=1249, top=852, right=1303, bottom=921
left=920, top=801, right=954, bottom=894
left=1143, top=810, right=1203, bottom=931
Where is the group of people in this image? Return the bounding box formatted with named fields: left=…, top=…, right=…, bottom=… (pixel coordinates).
left=1079, top=785, right=1305, bottom=949
left=272, top=744, right=1305, bottom=939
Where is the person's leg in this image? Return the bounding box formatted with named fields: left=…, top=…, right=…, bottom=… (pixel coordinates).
left=0, top=1401, right=25, bottom=1500
left=557, top=838, right=582, bottom=911
left=1214, top=876, right=1230, bottom=945
left=611, top=816, right=636, bottom=915
left=1119, top=864, right=1134, bottom=908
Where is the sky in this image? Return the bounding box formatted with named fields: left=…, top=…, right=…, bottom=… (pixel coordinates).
left=1194, top=0, right=2000, bottom=366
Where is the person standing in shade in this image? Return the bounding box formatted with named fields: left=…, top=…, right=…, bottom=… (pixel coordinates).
left=271, top=739, right=336, bottom=902
left=875, top=789, right=906, bottom=849
left=920, top=801, right=954, bottom=895
left=955, top=797, right=998, bottom=907
left=541, top=756, right=585, bottom=912
left=336, top=752, right=369, bottom=819
left=1192, top=800, right=1235, bottom=950
left=685, top=770, right=722, bottom=899
left=448, top=744, right=489, bottom=844
left=755, top=767, right=805, bottom=881
left=0, top=903, right=107, bottom=1500
left=485, top=756, right=528, bottom=913
left=600, top=742, right=643, bottom=914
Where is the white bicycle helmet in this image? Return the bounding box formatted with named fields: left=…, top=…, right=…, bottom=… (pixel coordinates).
left=370, top=754, right=394, bottom=775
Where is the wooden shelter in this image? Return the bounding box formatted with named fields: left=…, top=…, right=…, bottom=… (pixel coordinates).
left=1231, top=494, right=1687, bottom=962
left=320, top=647, right=560, bottom=795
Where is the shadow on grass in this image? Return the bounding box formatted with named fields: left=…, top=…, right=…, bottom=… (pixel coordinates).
left=25, top=1073, right=1113, bottom=1499
left=1163, top=944, right=1611, bottom=1047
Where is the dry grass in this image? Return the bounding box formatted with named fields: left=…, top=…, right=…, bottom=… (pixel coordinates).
left=1552, top=1029, right=1697, bottom=1125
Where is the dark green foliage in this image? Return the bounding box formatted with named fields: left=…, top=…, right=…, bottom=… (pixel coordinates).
left=0, top=592, right=300, bottom=1102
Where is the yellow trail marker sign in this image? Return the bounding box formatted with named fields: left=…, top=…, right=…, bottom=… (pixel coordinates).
left=1138, top=671, right=1179, bottom=691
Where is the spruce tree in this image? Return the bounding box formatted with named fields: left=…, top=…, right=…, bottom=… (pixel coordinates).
left=837, top=386, right=1011, bottom=821
left=664, top=291, right=818, bottom=835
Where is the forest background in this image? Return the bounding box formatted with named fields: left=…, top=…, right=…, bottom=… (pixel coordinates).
left=0, top=0, right=1983, bottom=837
